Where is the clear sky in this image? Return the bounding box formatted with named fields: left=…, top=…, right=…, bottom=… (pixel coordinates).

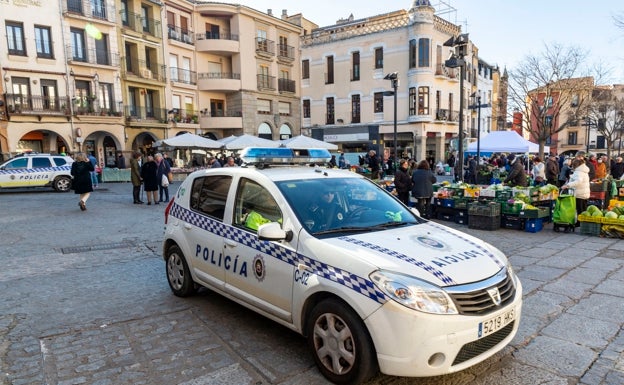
left=229, top=0, right=624, bottom=83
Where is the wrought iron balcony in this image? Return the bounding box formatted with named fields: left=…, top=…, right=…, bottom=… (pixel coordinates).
left=122, top=58, right=167, bottom=82
left=256, top=37, right=275, bottom=56
left=167, top=25, right=193, bottom=45
left=195, top=31, right=239, bottom=41
left=257, top=74, right=275, bottom=90
left=124, top=106, right=168, bottom=122
left=64, top=0, right=116, bottom=23
left=170, top=67, right=197, bottom=85
left=277, top=44, right=294, bottom=60
left=5, top=94, right=71, bottom=116
left=277, top=78, right=296, bottom=93
left=120, top=10, right=161, bottom=38
left=67, top=46, right=120, bottom=66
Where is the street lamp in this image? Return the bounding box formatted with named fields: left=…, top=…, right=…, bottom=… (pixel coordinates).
left=583, top=116, right=596, bottom=153
left=444, top=33, right=469, bottom=181
left=469, top=92, right=491, bottom=165
left=384, top=72, right=398, bottom=174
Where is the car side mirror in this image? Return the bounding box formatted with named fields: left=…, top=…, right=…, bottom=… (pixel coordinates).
left=257, top=222, right=292, bottom=242
left=410, top=207, right=421, bottom=217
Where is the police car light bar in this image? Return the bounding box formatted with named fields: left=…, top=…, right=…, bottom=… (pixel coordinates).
left=240, top=147, right=332, bottom=165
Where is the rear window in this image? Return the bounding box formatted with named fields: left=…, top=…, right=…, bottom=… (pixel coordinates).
left=3, top=158, right=28, bottom=169
left=32, top=157, right=52, bottom=168
left=52, top=157, right=69, bottom=166
left=190, top=175, right=233, bottom=220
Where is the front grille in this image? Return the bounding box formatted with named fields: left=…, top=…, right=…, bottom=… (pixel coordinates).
left=452, top=321, right=515, bottom=366
left=449, top=272, right=516, bottom=315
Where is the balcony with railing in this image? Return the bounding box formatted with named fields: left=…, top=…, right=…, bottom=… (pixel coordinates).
left=170, top=67, right=197, bottom=85
left=256, top=38, right=275, bottom=57
left=122, top=58, right=167, bottom=83
left=74, top=98, right=123, bottom=117
left=167, top=25, right=193, bottom=45
left=197, top=72, right=240, bottom=92
left=195, top=31, right=239, bottom=53
left=5, top=94, right=71, bottom=117
left=67, top=46, right=120, bottom=67
left=124, top=105, right=168, bottom=124
left=277, top=44, right=295, bottom=61
left=277, top=78, right=296, bottom=93
left=168, top=109, right=199, bottom=128
left=199, top=109, right=242, bottom=130
left=435, top=109, right=450, bottom=121
left=121, top=11, right=161, bottom=38
left=257, top=74, right=275, bottom=91
left=64, top=0, right=116, bottom=23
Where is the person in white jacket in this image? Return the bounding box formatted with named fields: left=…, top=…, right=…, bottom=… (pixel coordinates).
left=561, top=158, right=590, bottom=224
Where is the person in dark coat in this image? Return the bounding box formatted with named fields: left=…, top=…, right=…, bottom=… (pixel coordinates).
left=70, top=152, right=94, bottom=211
left=117, top=153, right=126, bottom=169
left=141, top=155, right=159, bottom=205
left=545, top=154, right=560, bottom=185
left=130, top=152, right=143, bottom=204
left=393, top=158, right=413, bottom=206
left=411, top=160, right=437, bottom=219
left=503, top=154, right=528, bottom=187
left=155, top=153, right=171, bottom=203
left=368, top=150, right=381, bottom=180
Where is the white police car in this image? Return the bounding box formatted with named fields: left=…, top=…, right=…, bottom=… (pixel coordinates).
left=163, top=148, right=522, bottom=384
left=0, top=153, right=74, bottom=192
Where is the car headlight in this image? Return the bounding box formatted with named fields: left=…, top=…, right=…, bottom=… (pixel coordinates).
left=370, top=270, right=458, bottom=314
left=507, top=262, right=518, bottom=288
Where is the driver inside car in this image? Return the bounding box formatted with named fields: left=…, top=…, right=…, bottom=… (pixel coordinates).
left=308, top=188, right=346, bottom=231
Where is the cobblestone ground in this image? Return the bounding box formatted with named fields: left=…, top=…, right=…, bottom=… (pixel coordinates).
left=0, top=182, right=622, bottom=385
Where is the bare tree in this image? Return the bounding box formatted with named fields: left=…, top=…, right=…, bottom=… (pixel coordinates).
left=508, top=43, right=604, bottom=159
left=586, top=86, right=624, bottom=162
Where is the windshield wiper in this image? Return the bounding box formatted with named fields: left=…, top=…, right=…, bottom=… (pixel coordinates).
left=313, top=226, right=371, bottom=235
left=372, top=221, right=414, bottom=229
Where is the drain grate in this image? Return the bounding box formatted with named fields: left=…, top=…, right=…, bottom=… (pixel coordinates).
left=61, top=241, right=134, bottom=254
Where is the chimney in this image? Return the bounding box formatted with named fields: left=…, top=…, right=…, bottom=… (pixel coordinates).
left=267, top=9, right=272, bottom=16
left=282, top=9, right=288, bottom=19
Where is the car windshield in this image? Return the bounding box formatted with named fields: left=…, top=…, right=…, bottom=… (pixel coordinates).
left=276, top=177, right=421, bottom=235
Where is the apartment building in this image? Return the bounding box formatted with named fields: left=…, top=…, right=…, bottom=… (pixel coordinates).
left=191, top=3, right=302, bottom=141
left=301, top=0, right=488, bottom=163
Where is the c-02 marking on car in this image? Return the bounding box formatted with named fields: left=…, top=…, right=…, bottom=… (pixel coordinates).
left=163, top=147, right=523, bottom=385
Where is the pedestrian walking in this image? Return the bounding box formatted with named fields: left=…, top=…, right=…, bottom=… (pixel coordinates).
left=87, top=153, right=98, bottom=188
left=141, top=155, right=159, bottom=205
left=70, top=152, right=94, bottom=211
left=130, top=151, right=143, bottom=204
left=155, top=153, right=171, bottom=203
left=562, top=158, right=590, bottom=226
left=411, top=160, right=436, bottom=219
left=393, top=158, right=412, bottom=206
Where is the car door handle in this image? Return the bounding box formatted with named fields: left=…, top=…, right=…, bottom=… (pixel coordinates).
left=224, top=239, right=237, bottom=248
left=183, top=223, right=192, bottom=230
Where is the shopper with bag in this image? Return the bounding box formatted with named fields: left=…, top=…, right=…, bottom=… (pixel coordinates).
left=140, top=155, right=159, bottom=205
left=155, top=153, right=171, bottom=203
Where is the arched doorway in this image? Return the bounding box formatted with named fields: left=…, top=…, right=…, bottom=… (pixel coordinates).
left=18, top=130, right=71, bottom=155
left=279, top=123, right=292, bottom=140
left=133, top=132, right=157, bottom=156
left=258, top=122, right=272, bottom=140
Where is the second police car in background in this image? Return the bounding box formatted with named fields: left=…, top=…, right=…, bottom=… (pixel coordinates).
left=162, top=148, right=522, bottom=385
left=0, top=153, right=74, bottom=192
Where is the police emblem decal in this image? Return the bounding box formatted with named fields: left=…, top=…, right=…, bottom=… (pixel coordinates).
left=414, top=236, right=447, bottom=250
left=337, top=213, right=343, bottom=221
left=253, top=255, right=265, bottom=281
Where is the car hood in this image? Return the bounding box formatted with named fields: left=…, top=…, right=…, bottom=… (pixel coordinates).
left=302, top=221, right=506, bottom=287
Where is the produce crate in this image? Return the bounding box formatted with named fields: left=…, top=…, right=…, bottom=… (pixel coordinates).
left=580, top=222, right=601, bottom=236
left=495, top=189, right=513, bottom=202
left=519, top=207, right=550, bottom=219
left=609, top=199, right=624, bottom=209
left=525, top=218, right=543, bottom=233
left=447, top=187, right=465, bottom=197
left=453, top=197, right=470, bottom=209
left=602, top=217, right=624, bottom=225
left=502, top=201, right=523, bottom=215
left=468, top=201, right=501, bottom=217
left=501, top=215, right=525, bottom=230
left=436, top=207, right=456, bottom=221
left=468, top=215, right=501, bottom=230
left=589, top=191, right=606, bottom=200
left=479, top=188, right=497, bottom=198
left=578, top=214, right=602, bottom=223
left=454, top=210, right=468, bottom=225
left=590, top=179, right=609, bottom=192
left=513, top=187, right=539, bottom=198
left=464, top=187, right=481, bottom=198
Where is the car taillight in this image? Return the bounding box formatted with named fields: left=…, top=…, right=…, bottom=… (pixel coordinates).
left=164, top=198, right=175, bottom=224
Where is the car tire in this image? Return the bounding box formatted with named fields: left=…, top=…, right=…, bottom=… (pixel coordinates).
left=307, top=298, right=378, bottom=384
left=54, top=176, right=72, bottom=192
left=165, top=245, right=197, bottom=297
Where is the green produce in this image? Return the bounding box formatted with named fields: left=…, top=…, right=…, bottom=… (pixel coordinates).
left=605, top=211, right=618, bottom=219
left=580, top=211, right=590, bottom=216
left=592, top=210, right=603, bottom=217
left=619, top=215, right=624, bottom=220
left=587, top=205, right=599, bottom=214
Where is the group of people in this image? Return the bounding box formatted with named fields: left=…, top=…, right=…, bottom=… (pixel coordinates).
left=129, top=152, right=174, bottom=205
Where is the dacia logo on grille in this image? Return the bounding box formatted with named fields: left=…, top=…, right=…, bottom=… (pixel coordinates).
left=487, top=287, right=502, bottom=306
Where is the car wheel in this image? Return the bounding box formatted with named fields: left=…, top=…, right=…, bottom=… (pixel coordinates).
left=307, top=298, right=378, bottom=384
left=166, top=245, right=197, bottom=297
left=54, top=176, right=72, bottom=192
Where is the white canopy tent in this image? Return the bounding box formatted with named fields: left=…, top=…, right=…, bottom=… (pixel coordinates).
left=154, top=133, right=223, bottom=149
left=280, top=135, right=338, bottom=150
left=466, top=131, right=548, bottom=155
left=218, top=134, right=280, bottom=150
